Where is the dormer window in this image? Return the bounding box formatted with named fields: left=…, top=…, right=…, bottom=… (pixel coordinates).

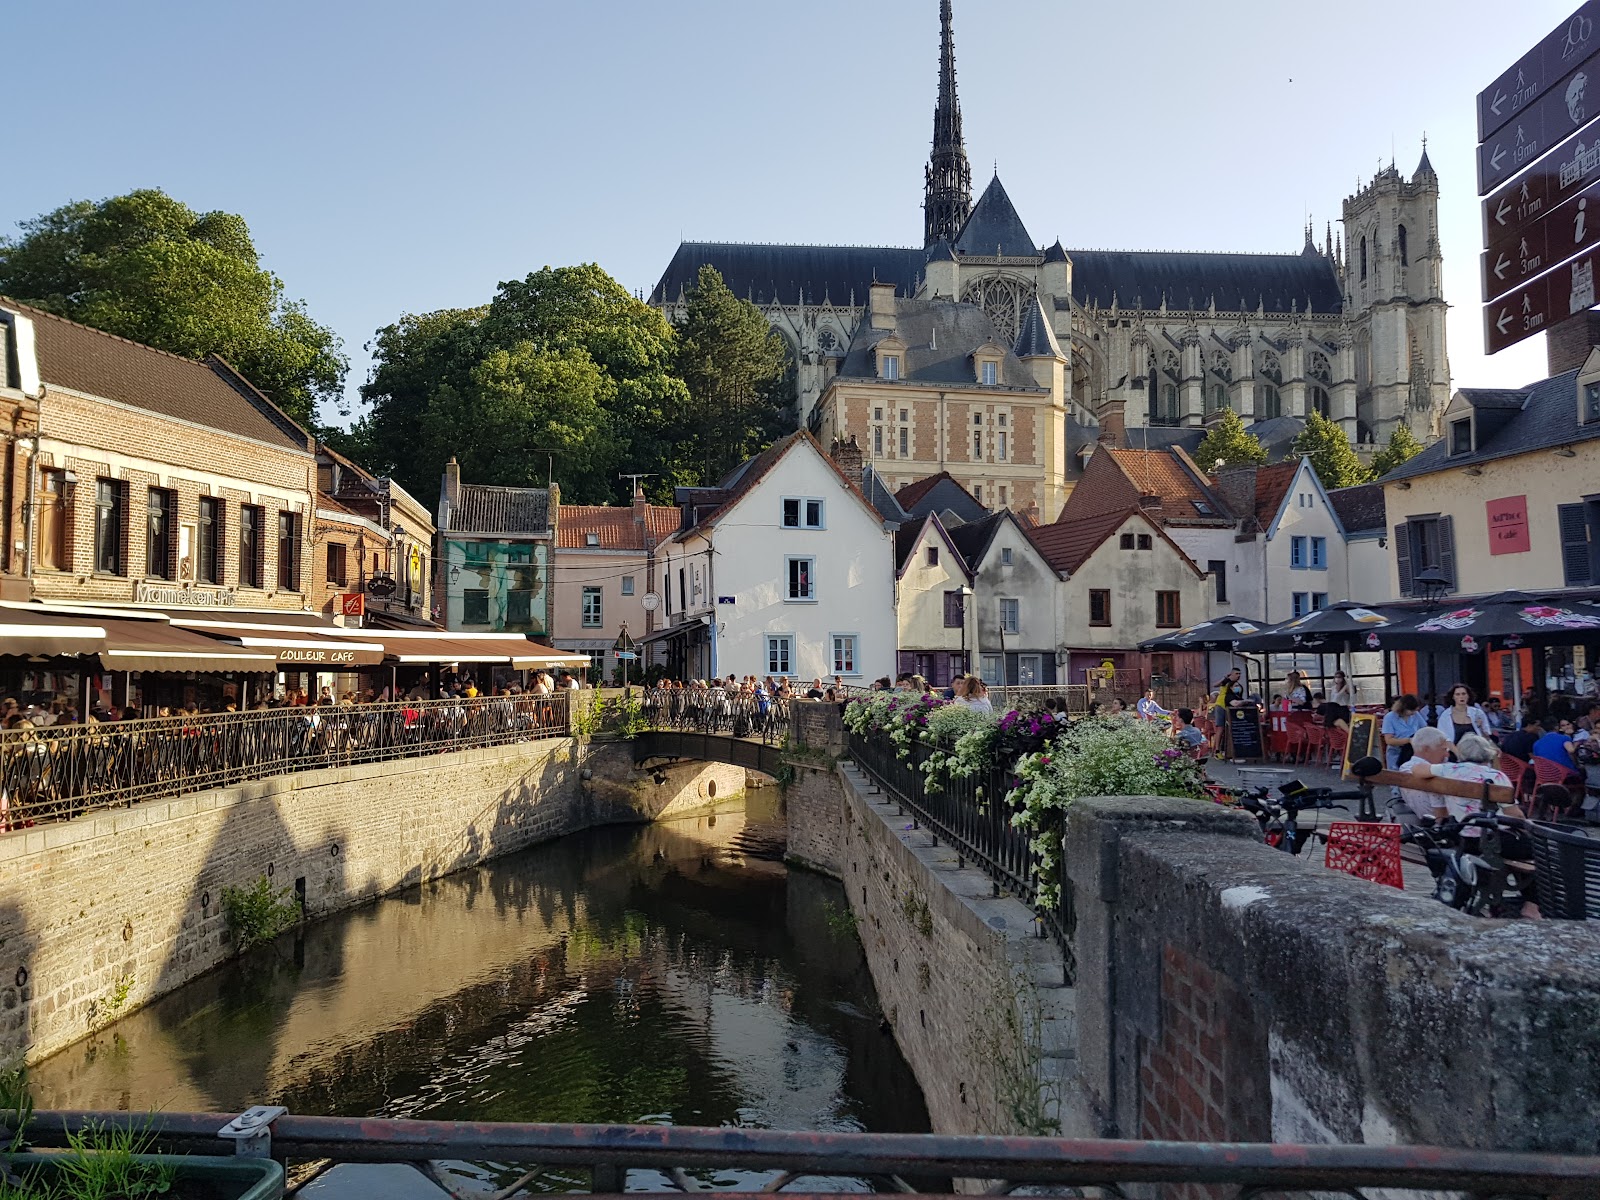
left=981, top=360, right=997, bottom=386
left=874, top=335, right=906, bottom=382
left=585, top=532, right=600, bottom=546
left=1586, top=381, right=1600, bottom=424
left=883, top=355, right=900, bottom=381
left=1449, top=418, right=1472, bottom=456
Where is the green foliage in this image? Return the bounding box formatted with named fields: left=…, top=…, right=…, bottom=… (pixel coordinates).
left=574, top=693, right=645, bottom=739
left=672, top=265, right=793, bottom=484
left=0, top=1071, right=32, bottom=1154
left=3, top=1119, right=176, bottom=1200
left=1194, top=408, right=1267, bottom=468
left=221, top=875, right=300, bottom=952
left=820, top=900, right=858, bottom=939
left=0, top=189, right=346, bottom=428
left=1291, top=410, right=1371, bottom=488
left=1368, top=421, right=1425, bottom=479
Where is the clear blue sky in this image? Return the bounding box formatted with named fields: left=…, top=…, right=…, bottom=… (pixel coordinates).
left=2, top=0, right=1580, bottom=424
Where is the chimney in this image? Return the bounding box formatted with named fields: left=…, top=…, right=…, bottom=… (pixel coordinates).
left=869, top=280, right=898, bottom=331
left=1547, top=311, right=1600, bottom=376
left=1018, top=499, right=1041, bottom=527
left=1213, top=466, right=1258, bottom=529
left=444, top=456, right=461, bottom=505
left=632, top=482, right=648, bottom=541
left=1096, top=396, right=1125, bottom=449
left=831, top=433, right=865, bottom=479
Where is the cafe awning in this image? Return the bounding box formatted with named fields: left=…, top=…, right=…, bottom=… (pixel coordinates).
left=318, top=629, right=589, bottom=668
left=223, top=634, right=387, bottom=668
left=635, top=617, right=707, bottom=646
left=95, top=617, right=279, bottom=674
left=0, top=605, right=108, bottom=658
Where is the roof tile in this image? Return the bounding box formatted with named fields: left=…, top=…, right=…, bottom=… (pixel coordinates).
left=557, top=502, right=680, bottom=550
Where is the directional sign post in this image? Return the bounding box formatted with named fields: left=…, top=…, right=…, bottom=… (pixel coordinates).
left=1485, top=248, right=1600, bottom=354
left=1482, top=176, right=1600, bottom=300
left=1479, top=1, right=1600, bottom=143
left=1477, top=47, right=1600, bottom=195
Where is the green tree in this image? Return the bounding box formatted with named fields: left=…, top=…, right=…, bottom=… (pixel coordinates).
left=0, top=189, right=346, bottom=428
left=1368, top=421, right=1425, bottom=478
left=1193, top=408, right=1267, bottom=468
left=672, top=266, right=792, bottom=482
left=1291, top=410, right=1371, bottom=488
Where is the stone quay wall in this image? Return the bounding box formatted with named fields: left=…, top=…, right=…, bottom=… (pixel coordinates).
left=0, top=737, right=742, bottom=1066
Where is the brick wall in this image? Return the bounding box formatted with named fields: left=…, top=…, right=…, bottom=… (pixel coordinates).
left=0, top=737, right=630, bottom=1066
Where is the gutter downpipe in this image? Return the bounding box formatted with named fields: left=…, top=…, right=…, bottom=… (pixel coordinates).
left=706, top=534, right=718, bottom=679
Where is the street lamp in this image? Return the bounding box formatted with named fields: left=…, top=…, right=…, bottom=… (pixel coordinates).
left=1414, top=566, right=1450, bottom=722
left=958, top=585, right=974, bottom=678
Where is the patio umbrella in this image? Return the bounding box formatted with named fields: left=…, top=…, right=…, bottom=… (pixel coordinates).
left=1231, top=602, right=1402, bottom=654
left=1137, top=615, right=1266, bottom=652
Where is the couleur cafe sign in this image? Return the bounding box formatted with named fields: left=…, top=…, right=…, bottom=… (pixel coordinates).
left=277, top=647, right=358, bottom=665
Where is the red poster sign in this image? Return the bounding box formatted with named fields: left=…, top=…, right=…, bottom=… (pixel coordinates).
left=339, top=592, right=366, bottom=617
left=1487, top=495, right=1531, bottom=554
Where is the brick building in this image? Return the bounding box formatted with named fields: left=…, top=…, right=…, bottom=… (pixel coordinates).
left=312, top=442, right=435, bottom=626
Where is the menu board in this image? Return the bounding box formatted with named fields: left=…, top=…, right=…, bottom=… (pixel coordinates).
left=1342, top=713, right=1382, bottom=779
left=1227, top=707, right=1264, bottom=762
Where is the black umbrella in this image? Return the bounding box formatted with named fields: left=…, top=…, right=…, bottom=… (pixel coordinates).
left=1367, top=591, right=1600, bottom=652
left=1138, top=614, right=1268, bottom=652
left=1231, top=601, right=1402, bottom=654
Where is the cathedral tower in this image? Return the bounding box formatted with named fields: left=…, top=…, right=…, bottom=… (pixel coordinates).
left=923, top=0, right=972, bottom=247
left=1341, top=147, right=1451, bottom=445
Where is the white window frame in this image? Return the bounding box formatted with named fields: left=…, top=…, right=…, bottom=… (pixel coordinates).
left=973, top=430, right=983, bottom=459
left=785, top=555, right=817, bottom=602
left=873, top=426, right=883, bottom=455
left=621, top=575, right=635, bottom=596
left=882, top=354, right=900, bottom=381
left=981, top=360, right=997, bottom=386
left=766, top=634, right=795, bottom=676
left=999, top=597, right=1020, bottom=634
left=830, top=633, right=860, bottom=677
left=781, top=496, right=825, bottom=529
left=581, top=586, right=603, bottom=627
left=997, top=431, right=1008, bottom=461
left=899, top=427, right=909, bottom=456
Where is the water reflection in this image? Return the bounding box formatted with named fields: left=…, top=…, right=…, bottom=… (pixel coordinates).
left=30, top=792, right=928, bottom=1144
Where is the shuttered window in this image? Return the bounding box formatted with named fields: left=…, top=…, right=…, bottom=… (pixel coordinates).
left=1559, top=503, right=1593, bottom=587
left=1395, top=515, right=1455, bottom=595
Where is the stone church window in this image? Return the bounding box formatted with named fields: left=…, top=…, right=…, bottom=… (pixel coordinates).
left=961, top=275, right=1034, bottom=342
left=1360, top=237, right=1368, bottom=281
left=1398, top=225, right=1408, bottom=266
left=1210, top=384, right=1228, bottom=412
left=1312, top=387, right=1331, bottom=417
left=1260, top=386, right=1282, bottom=419
left=1309, top=352, right=1331, bottom=383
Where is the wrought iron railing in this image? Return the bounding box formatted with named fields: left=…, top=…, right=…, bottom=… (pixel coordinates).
left=0, top=695, right=570, bottom=825
left=848, top=728, right=1074, bottom=981
left=639, top=688, right=790, bottom=746
left=14, top=1110, right=1600, bottom=1196
left=989, top=683, right=1092, bottom=713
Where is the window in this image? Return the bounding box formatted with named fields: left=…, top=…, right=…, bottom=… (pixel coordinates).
left=926, top=545, right=939, bottom=567
left=1136, top=533, right=1152, bottom=550
left=883, top=355, right=900, bottom=380
left=1001, top=547, right=1012, bottom=565
left=463, top=589, right=489, bottom=624
left=943, top=590, right=965, bottom=627
left=1120, top=532, right=1135, bottom=550
left=1560, top=503, right=1594, bottom=586
left=34, top=469, right=66, bottom=572
left=1290, top=535, right=1307, bottom=568
left=1360, top=236, right=1368, bottom=281
left=1398, top=223, right=1408, bottom=266
left=1155, top=591, right=1180, bottom=628
left=277, top=511, right=300, bottom=591
left=1586, top=382, right=1600, bottom=423
left=585, top=532, right=600, bottom=546
left=326, top=541, right=347, bottom=586
left=146, top=487, right=173, bottom=579
left=1449, top=419, right=1472, bottom=455
left=874, top=407, right=883, bottom=421
left=972, top=484, right=982, bottom=504
left=1312, top=592, right=1328, bottom=611
left=582, top=586, right=603, bottom=627
left=1211, top=384, right=1227, bottom=412
left=767, top=635, right=793, bottom=675
left=997, top=431, right=1008, bottom=460
left=873, top=426, right=883, bottom=455
left=831, top=634, right=858, bottom=675
left=997, top=413, right=1007, bottom=428
left=973, top=431, right=983, bottom=459
left=1089, top=589, right=1111, bottom=626
left=980, top=654, right=1003, bottom=685
left=238, top=505, right=262, bottom=589
left=197, top=496, right=221, bottom=584
left=1208, top=559, right=1228, bottom=603
left=95, top=479, right=123, bottom=575
left=899, top=427, right=909, bottom=456
left=781, top=497, right=824, bottom=529
left=974, top=413, right=983, bottom=426
left=786, top=556, right=815, bottom=600
left=1292, top=592, right=1309, bottom=618
left=1259, top=386, right=1282, bottom=419
left=621, top=575, right=635, bottom=596
left=899, top=408, right=908, bottom=423
left=999, top=598, right=1020, bottom=634
left=1312, top=387, right=1331, bottom=417
left=1310, top=536, right=1327, bottom=569
left=998, top=485, right=1007, bottom=506
left=981, top=360, right=997, bottom=385
left=678, top=567, right=686, bottom=612
left=1395, top=514, right=1456, bottom=595
left=1017, top=654, right=1041, bottom=686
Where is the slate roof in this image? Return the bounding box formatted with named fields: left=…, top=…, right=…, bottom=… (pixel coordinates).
left=1382, top=369, right=1600, bottom=482
left=649, top=243, right=926, bottom=308
left=1245, top=415, right=1307, bottom=462
left=556, top=503, right=679, bottom=550
left=447, top=485, right=551, bottom=536
left=896, top=473, right=990, bottom=522
left=1328, top=482, right=1386, bottom=535
left=1115, top=426, right=1206, bottom=456
left=1064, top=251, right=1343, bottom=315
left=946, top=509, right=1008, bottom=566
left=1, top=298, right=312, bottom=453
left=953, top=175, right=1037, bottom=258
left=1013, top=297, right=1062, bottom=359
left=861, top=464, right=912, bottom=525
left=837, top=296, right=1041, bottom=389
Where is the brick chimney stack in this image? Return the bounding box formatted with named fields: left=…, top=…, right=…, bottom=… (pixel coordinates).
left=1547, top=311, right=1600, bottom=376
left=831, top=433, right=865, bottom=480
left=1096, top=397, right=1125, bottom=449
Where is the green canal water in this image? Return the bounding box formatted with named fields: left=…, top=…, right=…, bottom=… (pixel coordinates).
left=27, top=791, right=928, bottom=1190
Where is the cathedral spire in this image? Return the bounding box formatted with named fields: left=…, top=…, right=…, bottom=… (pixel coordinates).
left=924, top=0, right=972, bottom=248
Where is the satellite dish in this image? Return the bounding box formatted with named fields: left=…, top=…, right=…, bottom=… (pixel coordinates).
left=642, top=592, right=660, bottom=612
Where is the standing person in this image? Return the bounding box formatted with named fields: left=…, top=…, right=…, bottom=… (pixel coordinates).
left=1211, top=667, right=1244, bottom=758
left=1434, top=683, right=1492, bottom=743
left=1328, top=670, right=1357, bottom=710
left=1381, top=695, right=1427, bottom=770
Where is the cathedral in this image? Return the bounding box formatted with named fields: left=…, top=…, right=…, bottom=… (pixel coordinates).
left=650, top=0, right=1450, bottom=520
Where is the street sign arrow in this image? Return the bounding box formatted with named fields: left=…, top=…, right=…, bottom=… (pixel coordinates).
left=1484, top=247, right=1600, bottom=353
left=1495, top=253, right=1512, bottom=280
left=1478, top=45, right=1600, bottom=194
left=1496, top=196, right=1513, bottom=225
left=1493, top=88, right=1508, bottom=117
left=1478, top=0, right=1600, bottom=141
left=1497, top=308, right=1515, bottom=334
left=1492, top=144, right=1510, bottom=172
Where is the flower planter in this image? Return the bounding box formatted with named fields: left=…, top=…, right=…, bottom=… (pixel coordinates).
left=2, top=1152, right=284, bottom=1199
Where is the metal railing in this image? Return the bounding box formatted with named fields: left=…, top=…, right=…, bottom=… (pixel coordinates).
left=639, top=687, right=790, bottom=746
left=0, top=695, right=571, bottom=825
left=848, top=728, right=1074, bottom=981
left=989, top=683, right=1092, bottom=713
left=16, top=1110, right=1600, bottom=1196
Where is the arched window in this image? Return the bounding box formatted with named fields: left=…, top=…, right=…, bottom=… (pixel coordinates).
left=1312, top=387, right=1330, bottom=417
left=1147, top=372, right=1159, bottom=424
left=1260, top=386, right=1282, bottom=419
left=1211, top=383, right=1228, bottom=412
left=1162, top=385, right=1179, bottom=423
left=1398, top=224, right=1408, bottom=266
left=1359, top=237, right=1368, bottom=281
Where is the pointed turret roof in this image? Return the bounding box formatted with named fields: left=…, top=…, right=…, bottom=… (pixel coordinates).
left=923, top=0, right=973, bottom=247
left=954, top=174, right=1036, bottom=258
left=1043, top=239, right=1069, bottom=264
left=1415, top=139, right=1436, bottom=179
left=926, top=239, right=956, bottom=263
left=1013, top=296, right=1063, bottom=359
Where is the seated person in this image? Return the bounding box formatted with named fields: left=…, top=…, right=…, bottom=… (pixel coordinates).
left=1135, top=688, right=1170, bottom=720
left=1171, top=708, right=1206, bottom=750
left=1312, top=692, right=1351, bottom=731
left=1532, top=717, right=1582, bottom=777
left=1498, top=715, right=1542, bottom=763
left=1402, top=730, right=1512, bottom=825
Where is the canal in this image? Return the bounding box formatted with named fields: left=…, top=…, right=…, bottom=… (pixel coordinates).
left=28, top=790, right=928, bottom=1185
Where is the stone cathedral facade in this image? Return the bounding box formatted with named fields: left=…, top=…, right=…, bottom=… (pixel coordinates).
left=650, top=0, right=1450, bottom=518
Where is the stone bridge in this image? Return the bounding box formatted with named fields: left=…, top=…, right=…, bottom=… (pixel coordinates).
left=631, top=730, right=785, bottom=779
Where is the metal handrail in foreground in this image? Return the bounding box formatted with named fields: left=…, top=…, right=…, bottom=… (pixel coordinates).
left=13, top=1112, right=1600, bottom=1195
left=0, top=695, right=571, bottom=825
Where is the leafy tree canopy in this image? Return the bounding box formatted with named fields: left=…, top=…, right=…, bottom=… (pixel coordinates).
left=1368, top=421, right=1425, bottom=479
left=0, top=189, right=346, bottom=428
left=1193, top=408, right=1267, bottom=468
left=1292, top=410, right=1370, bottom=489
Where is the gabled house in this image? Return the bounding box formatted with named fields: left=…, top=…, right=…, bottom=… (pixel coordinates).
left=436, top=459, right=555, bottom=635
left=653, top=431, right=896, bottom=682
left=1328, top=482, right=1388, bottom=606
left=893, top=512, right=974, bottom=686
left=947, top=509, right=1064, bottom=686
left=313, top=441, right=436, bottom=626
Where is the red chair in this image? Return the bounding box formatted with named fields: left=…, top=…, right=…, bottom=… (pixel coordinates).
left=1530, top=756, right=1585, bottom=815
left=1496, top=751, right=1532, bottom=803
left=1321, top=725, right=1349, bottom=768
left=1284, top=714, right=1316, bottom=764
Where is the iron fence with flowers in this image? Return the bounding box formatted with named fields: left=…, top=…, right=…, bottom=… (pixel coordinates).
left=843, top=692, right=1207, bottom=982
